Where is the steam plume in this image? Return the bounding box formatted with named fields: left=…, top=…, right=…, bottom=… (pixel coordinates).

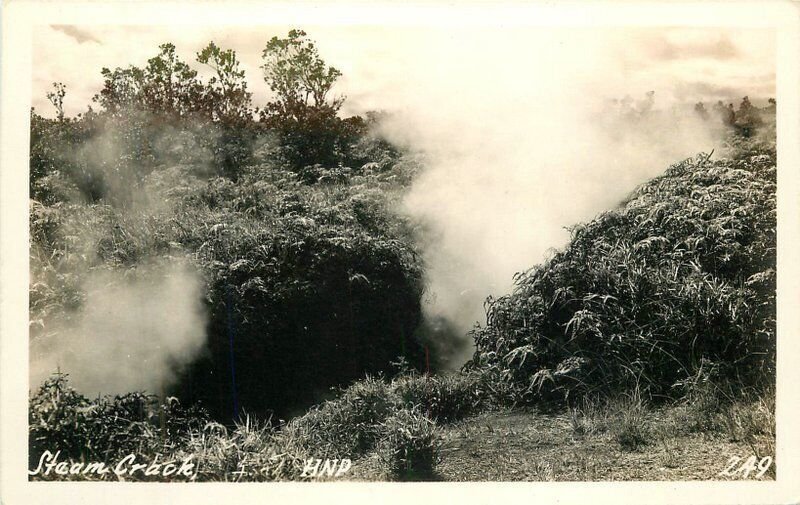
left=370, top=28, right=760, bottom=366
left=30, top=114, right=211, bottom=396
left=30, top=261, right=207, bottom=396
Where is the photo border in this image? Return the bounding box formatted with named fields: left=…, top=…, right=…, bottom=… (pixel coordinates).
left=2, top=1, right=799, bottom=503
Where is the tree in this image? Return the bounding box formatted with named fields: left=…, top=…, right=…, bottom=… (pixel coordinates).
left=141, top=43, right=206, bottom=118
left=694, top=102, right=709, bottom=121
left=259, top=30, right=364, bottom=175
left=196, top=42, right=258, bottom=180
left=261, top=29, right=344, bottom=116
left=735, top=95, right=762, bottom=137
left=95, top=43, right=205, bottom=119
left=197, top=42, right=253, bottom=123
left=46, top=82, right=67, bottom=121
left=91, top=43, right=262, bottom=182
left=94, top=66, right=146, bottom=114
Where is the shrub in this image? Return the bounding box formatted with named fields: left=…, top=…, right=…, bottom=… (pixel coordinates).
left=377, top=407, right=438, bottom=480
left=29, top=374, right=208, bottom=473
left=29, top=374, right=106, bottom=464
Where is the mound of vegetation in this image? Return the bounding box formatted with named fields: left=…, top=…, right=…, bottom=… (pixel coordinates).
left=181, top=160, right=427, bottom=420
left=30, top=154, right=427, bottom=421
left=29, top=33, right=428, bottom=422
left=468, top=145, right=776, bottom=404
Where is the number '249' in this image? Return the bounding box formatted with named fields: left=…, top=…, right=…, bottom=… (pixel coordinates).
left=719, top=455, right=773, bottom=479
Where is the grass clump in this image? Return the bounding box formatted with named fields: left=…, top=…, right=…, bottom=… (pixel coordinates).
left=377, top=407, right=438, bottom=481
left=280, top=376, right=397, bottom=458
left=721, top=389, right=775, bottom=477
left=609, top=389, right=650, bottom=451
left=178, top=416, right=309, bottom=481
left=569, top=387, right=651, bottom=451
left=569, top=396, right=612, bottom=438
left=393, top=370, right=496, bottom=424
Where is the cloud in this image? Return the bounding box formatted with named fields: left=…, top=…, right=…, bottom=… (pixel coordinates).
left=51, top=25, right=101, bottom=45
left=645, top=33, right=739, bottom=61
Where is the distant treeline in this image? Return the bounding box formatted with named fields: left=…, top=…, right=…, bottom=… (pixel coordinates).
left=603, top=91, right=775, bottom=139
left=694, top=95, right=774, bottom=137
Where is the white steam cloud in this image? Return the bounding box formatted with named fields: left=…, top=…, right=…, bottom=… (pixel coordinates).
left=30, top=261, right=207, bottom=396
left=369, top=28, right=748, bottom=365
left=30, top=113, right=211, bottom=396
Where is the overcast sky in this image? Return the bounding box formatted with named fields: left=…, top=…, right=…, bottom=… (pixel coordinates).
left=32, top=25, right=775, bottom=118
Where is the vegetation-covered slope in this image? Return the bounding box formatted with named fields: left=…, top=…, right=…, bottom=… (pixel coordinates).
left=29, top=35, right=429, bottom=421
left=469, top=144, right=776, bottom=403
left=29, top=134, right=777, bottom=481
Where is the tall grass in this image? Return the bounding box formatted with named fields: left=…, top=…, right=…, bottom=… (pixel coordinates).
left=377, top=407, right=437, bottom=480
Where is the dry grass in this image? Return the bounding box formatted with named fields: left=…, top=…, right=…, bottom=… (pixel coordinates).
left=386, top=401, right=774, bottom=482
left=720, top=391, right=775, bottom=478
left=570, top=387, right=650, bottom=452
